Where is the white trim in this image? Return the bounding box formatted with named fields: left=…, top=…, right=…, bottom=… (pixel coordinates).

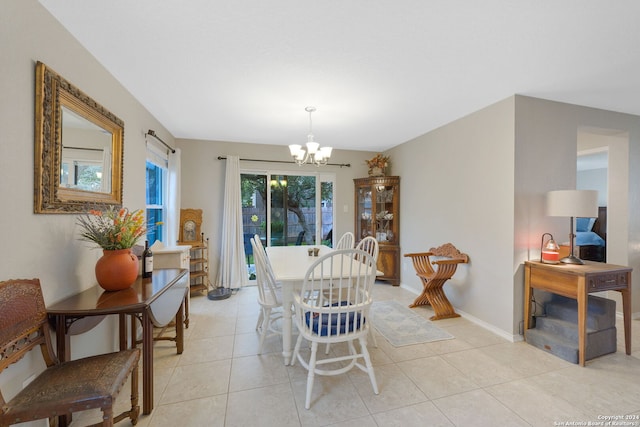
left=398, top=282, right=520, bottom=342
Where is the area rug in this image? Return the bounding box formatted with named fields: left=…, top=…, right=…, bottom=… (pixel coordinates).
left=370, top=300, right=454, bottom=347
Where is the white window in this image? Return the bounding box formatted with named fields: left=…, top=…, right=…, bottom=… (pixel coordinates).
left=146, top=144, right=168, bottom=244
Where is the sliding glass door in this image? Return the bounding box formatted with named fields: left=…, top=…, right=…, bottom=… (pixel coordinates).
left=241, top=171, right=335, bottom=278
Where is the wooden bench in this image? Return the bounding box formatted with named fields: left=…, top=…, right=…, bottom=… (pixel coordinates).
left=404, top=243, right=469, bottom=320
left=0, top=278, right=140, bottom=427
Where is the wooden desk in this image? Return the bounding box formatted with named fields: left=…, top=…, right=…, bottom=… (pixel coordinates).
left=47, top=268, right=188, bottom=415
left=523, top=261, right=631, bottom=366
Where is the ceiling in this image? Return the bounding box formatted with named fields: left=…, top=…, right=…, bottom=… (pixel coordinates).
left=39, top=1, right=640, bottom=153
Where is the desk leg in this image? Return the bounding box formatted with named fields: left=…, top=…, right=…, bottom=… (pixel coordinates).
left=577, top=277, right=587, bottom=367
left=176, top=295, right=185, bottom=354
left=118, top=313, right=127, bottom=351
left=142, top=309, right=154, bottom=415
left=620, top=286, right=632, bottom=355
left=184, top=289, right=190, bottom=329
left=55, top=315, right=70, bottom=362
left=54, top=315, right=71, bottom=427
left=281, top=282, right=293, bottom=365
left=523, top=264, right=531, bottom=335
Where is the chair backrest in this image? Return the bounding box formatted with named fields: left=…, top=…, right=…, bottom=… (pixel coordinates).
left=0, top=279, right=57, bottom=376
left=253, top=234, right=265, bottom=252
left=356, top=236, right=379, bottom=261
left=251, top=236, right=281, bottom=307
left=404, top=243, right=468, bottom=279
left=429, top=243, right=469, bottom=263
left=404, top=252, right=436, bottom=276
left=293, top=249, right=377, bottom=340
left=335, top=232, right=355, bottom=250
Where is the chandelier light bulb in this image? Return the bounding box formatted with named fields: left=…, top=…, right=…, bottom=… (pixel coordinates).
left=288, top=107, right=332, bottom=166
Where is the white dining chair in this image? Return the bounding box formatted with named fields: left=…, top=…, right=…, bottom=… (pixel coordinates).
left=252, top=234, right=277, bottom=329
left=355, top=236, right=379, bottom=348
left=335, top=231, right=355, bottom=249
left=291, top=248, right=379, bottom=409
left=324, top=235, right=380, bottom=353
left=322, top=231, right=355, bottom=354
left=251, top=236, right=283, bottom=355
left=356, top=235, right=379, bottom=261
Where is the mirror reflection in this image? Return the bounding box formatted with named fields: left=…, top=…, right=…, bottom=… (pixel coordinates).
left=35, top=62, right=124, bottom=213
left=60, top=106, right=113, bottom=193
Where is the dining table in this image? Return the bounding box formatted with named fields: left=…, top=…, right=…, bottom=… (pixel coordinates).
left=265, top=245, right=380, bottom=365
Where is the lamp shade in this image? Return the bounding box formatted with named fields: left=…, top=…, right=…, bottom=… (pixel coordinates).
left=546, top=190, right=598, bottom=218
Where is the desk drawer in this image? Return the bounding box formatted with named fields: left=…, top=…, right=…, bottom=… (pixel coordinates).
left=587, top=273, right=628, bottom=291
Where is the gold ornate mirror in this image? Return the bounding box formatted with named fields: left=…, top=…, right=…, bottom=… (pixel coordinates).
left=34, top=61, right=124, bottom=213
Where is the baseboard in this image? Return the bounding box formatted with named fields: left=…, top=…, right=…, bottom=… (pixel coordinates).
left=616, top=310, right=640, bottom=320
left=454, top=308, right=521, bottom=343
left=398, top=282, right=519, bottom=342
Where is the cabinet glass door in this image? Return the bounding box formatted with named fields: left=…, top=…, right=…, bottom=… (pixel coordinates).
left=375, top=185, right=396, bottom=243
left=357, top=187, right=373, bottom=239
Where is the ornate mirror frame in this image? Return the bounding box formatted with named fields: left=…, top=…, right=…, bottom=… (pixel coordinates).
left=34, top=61, right=124, bottom=213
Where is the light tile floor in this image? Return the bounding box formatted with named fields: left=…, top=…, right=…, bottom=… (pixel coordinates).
left=74, top=283, right=640, bottom=427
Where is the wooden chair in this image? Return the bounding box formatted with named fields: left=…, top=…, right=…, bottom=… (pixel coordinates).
left=0, top=278, right=140, bottom=427
left=291, top=249, right=379, bottom=409
left=404, top=243, right=469, bottom=320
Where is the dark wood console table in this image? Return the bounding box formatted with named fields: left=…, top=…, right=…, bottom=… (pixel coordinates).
left=47, top=268, right=189, bottom=415
left=524, top=260, right=631, bottom=366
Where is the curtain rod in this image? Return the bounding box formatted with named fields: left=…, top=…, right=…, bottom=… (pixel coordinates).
left=217, top=156, right=350, bottom=168
left=62, top=145, right=103, bottom=152
left=145, top=129, right=176, bottom=153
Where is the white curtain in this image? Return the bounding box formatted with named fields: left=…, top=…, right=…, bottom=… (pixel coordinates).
left=167, top=148, right=181, bottom=245
left=216, top=155, right=248, bottom=289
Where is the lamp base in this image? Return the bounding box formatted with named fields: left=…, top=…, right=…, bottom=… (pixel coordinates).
left=560, top=255, right=585, bottom=265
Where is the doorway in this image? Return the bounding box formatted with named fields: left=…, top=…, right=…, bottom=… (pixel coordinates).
left=577, top=127, right=629, bottom=267
left=240, top=171, right=335, bottom=279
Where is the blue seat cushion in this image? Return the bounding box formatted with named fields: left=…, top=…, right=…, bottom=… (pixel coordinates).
left=304, top=301, right=365, bottom=336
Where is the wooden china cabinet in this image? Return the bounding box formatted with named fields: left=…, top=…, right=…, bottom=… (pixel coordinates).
left=354, top=176, right=400, bottom=285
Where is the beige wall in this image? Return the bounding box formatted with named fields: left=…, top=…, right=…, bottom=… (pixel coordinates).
left=1, top=0, right=172, bottom=406
left=388, top=94, right=640, bottom=339
left=387, top=97, right=517, bottom=338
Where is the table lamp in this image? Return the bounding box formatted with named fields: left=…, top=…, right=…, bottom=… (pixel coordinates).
left=546, top=189, right=598, bottom=264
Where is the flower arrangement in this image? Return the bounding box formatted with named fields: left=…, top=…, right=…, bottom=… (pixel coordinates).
left=77, top=206, right=146, bottom=250
left=365, top=153, right=390, bottom=170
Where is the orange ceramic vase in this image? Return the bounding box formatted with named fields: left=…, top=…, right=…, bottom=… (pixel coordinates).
left=95, top=249, right=139, bottom=291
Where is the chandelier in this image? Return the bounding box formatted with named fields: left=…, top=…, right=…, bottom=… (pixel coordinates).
left=288, top=106, right=333, bottom=166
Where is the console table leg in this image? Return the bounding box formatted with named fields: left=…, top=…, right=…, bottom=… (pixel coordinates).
left=621, top=287, right=632, bottom=355
left=142, top=310, right=154, bottom=415
left=577, top=278, right=587, bottom=367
